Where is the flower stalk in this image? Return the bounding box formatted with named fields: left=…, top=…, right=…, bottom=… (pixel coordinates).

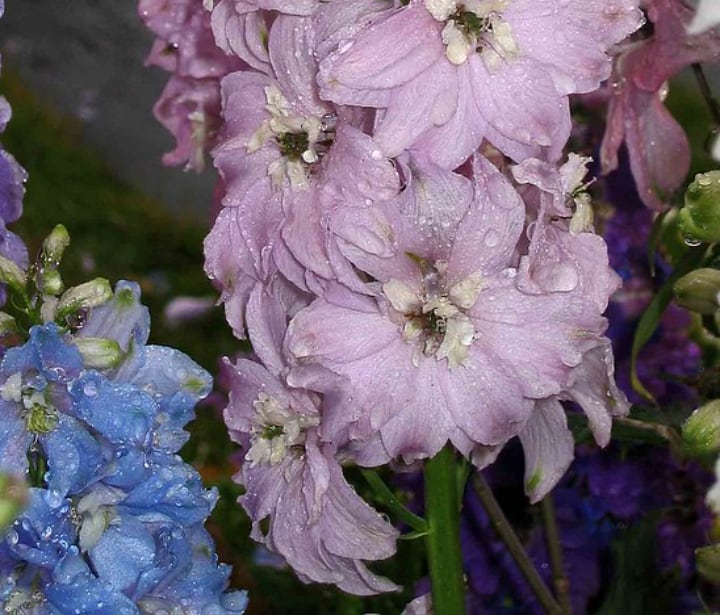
left=541, top=494, right=572, bottom=614
left=474, top=473, right=562, bottom=615
left=424, top=444, right=466, bottom=615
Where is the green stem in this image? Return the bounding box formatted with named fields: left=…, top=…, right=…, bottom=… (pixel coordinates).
left=613, top=416, right=683, bottom=458
left=473, top=473, right=562, bottom=615
left=424, top=444, right=466, bottom=615
left=360, top=469, right=427, bottom=534
left=541, top=495, right=572, bottom=614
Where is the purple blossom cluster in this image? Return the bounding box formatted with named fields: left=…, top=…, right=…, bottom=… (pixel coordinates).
left=139, top=0, right=245, bottom=171
left=0, top=282, right=248, bottom=613
left=156, top=0, right=655, bottom=596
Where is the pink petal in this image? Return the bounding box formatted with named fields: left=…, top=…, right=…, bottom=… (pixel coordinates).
left=448, top=156, right=525, bottom=285
left=318, top=3, right=443, bottom=102
left=518, top=398, right=574, bottom=503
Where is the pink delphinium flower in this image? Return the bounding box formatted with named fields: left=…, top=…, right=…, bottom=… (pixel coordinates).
left=152, top=76, right=223, bottom=171
left=139, top=0, right=244, bottom=170
left=223, top=287, right=398, bottom=594
left=286, top=157, right=609, bottom=465
left=318, top=0, right=642, bottom=168
left=600, top=0, right=720, bottom=210
left=205, top=15, right=400, bottom=337
left=466, top=156, right=628, bottom=502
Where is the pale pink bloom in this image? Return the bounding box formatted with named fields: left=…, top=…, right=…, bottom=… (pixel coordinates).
left=224, top=287, right=398, bottom=594
left=512, top=155, right=621, bottom=312
left=500, top=156, right=628, bottom=500
left=204, top=15, right=331, bottom=334
left=206, top=16, right=399, bottom=335
left=601, top=0, right=720, bottom=210
left=318, top=0, right=642, bottom=168
left=287, top=157, right=607, bottom=463
left=153, top=76, right=223, bottom=171
left=210, top=0, right=272, bottom=73
left=139, top=0, right=243, bottom=171
left=508, top=341, right=629, bottom=503
left=140, top=0, right=240, bottom=79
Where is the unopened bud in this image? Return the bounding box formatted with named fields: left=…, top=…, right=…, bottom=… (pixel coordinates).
left=0, top=254, right=26, bottom=290
left=683, top=400, right=720, bottom=457
left=40, top=269, right=64, bottom=297
left=72, top=337, right=122, bottom=369
left=0, top=474, right=28, bottom=530
left=678, top=171, right=720, bottom=244
left=674, top=268, right=720, bottom=314
left=40, top=296, right=58, bottom=324
left=41, top=224, right=70, bottom=265
left=0, top=312, right=18, bottom=335
left=57, top=278, right=112, bottom=316
left=696, top=544, right=720, bottom=585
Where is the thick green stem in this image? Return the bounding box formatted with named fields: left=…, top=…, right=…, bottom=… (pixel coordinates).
left=541, top=495, right=572, bottom=614
left=424, top=444, right=466, bottom=615
left=473, top=473, right=562, bottom=615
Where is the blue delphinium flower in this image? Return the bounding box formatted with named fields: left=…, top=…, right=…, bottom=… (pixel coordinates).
left=0, top=280, right=247, bottom=613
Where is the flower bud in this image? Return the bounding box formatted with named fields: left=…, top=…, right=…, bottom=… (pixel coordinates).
left=0, top=312, right=18, bottom=335
left=0, top=474, right=28, bottom=530
left=678, top=171, right=720, bottom=244
left=40, top=269, right=64, bottom=297
left=673, top=268, right=720, bottom=314
left=696, top=544, right=720, bottom=585
left=683, top=400, right=720, bottom=457
left=41, top=224, right=70, bottom=266
left=57, top=278, right=112, bottom=316
left=40, top=296, right=58, bottom=324
left=72, top=337, right=122, bottom=369
left=0, top=254, right=26, bottom=290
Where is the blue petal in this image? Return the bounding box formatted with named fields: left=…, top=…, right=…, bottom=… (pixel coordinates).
left=42, top=414, right=107, bottom=497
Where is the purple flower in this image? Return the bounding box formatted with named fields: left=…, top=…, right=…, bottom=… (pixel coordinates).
left=287, top=157, right=611, bottom=470
left=224, top=287, right=398, bottom=594
left=318, top=0, right=642, bottom=167
left=139, top=0, right=245, bottom=171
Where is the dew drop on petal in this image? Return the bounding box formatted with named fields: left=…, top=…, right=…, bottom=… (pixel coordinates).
left=483, top=230, right=500, bottom=247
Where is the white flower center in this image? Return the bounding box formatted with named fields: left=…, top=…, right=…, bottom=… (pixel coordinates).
left=247, top=86, right=334, bottom=190
left=1, top=371, right=58, bottom=434
left=246, top=393, right=319, bottom=466
left=561, top=154, right=595, bottom=234
left=383, top=257, right=485, bottom=368
left=425, top=0, right=517, bottom=68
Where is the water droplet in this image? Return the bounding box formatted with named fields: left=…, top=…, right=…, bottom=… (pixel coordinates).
left=44, top=489, right=63, bottom=508
left=483, top=230, right=500, bottom=247
left=5, top=530, right=18, bottom=546
left=82, top=381, right=98, bottom=397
